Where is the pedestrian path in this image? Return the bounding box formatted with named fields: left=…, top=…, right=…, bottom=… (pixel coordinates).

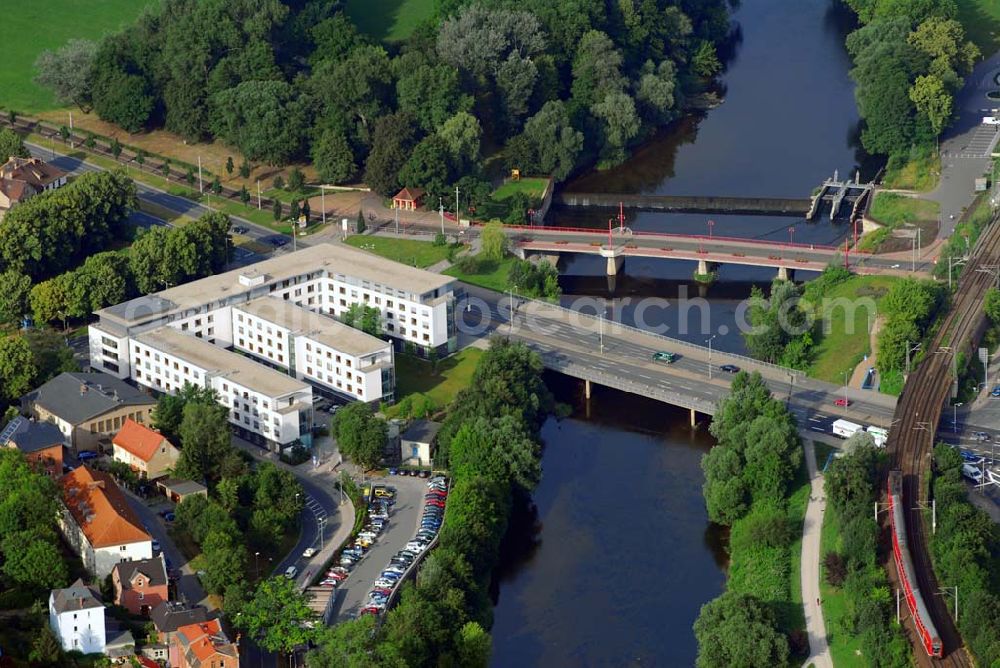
left=800, top=441, right=832, bottom=668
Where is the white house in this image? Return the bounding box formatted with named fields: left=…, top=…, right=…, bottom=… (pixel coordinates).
left=49, top=579, right=106, bottom=654
left=59, top=466, right=153, bottom=578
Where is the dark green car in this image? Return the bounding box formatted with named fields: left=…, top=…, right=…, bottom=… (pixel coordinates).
left=652, top=351, right=677, bottom=364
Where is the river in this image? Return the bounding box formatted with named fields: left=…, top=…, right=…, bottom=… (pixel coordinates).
left=490, top=0, right=862, bottom=664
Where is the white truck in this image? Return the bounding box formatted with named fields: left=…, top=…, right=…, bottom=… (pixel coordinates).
left=832, top=419, right=863, bottom=439
left=866, top=426, right=888, bottom=448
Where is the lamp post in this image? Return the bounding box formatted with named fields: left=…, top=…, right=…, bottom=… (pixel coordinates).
left=707, top=335, right=716, bottom=380
left=508, top=285, right=517, bottom=335
left=788, top=226, right=795, bottom=246
left=707, top=219, right=715, bottom=239
left=953, top=402, right=963, bottom=433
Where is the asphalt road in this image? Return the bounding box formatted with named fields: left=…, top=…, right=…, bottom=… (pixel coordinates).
left=334, top=474, right=429, bottom=622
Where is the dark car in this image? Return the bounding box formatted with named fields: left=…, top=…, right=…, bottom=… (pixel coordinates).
left=720, top=364, right=740, bottom=374
left=232, top=225, right=248, bottom=234
left=267, top=236, right=289, bottom=247
left=992, top=385, right=1000, bottom=397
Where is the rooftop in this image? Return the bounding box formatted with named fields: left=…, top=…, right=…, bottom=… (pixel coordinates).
left=151, top=601, right=210, bottom=633
left=236, top=296, right=390, bottom=357
left=96, top=243, right=455, bottom=328
left=135, top=327, right=309, bottom=398
left=0, top=156, right=66, bottom=190
left=50, top=578, right=103, bottom=614
left=157, top=478, right=208, bottom=497
left=176, top=618, right=238, bottom=663
left=0, top=416, right=64, bottom=453
left=112, top=419, right=173, bottom=462
left=113, top=554, right=167, bottom=589
left=401, top=419, right=442, bottom=444
left=23, top=372, right=155, bottom=425
left=60, top=466, right=150, bottom=548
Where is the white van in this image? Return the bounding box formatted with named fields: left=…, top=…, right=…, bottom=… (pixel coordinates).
left=962, top=463, right=984, bottom=484
left=285, top=566, right=298, bottom=579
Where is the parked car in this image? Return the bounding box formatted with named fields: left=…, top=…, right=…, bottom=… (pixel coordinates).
left=991, top=385, right=1000, bottom=397
left=374, top=578, right=396, bottom=589
left=425, top=499, right=446, bottom=508
left=162, top=512, right=175, bottom=522
left=720, top=364, right=740, bottom=374
left=151, top=540, right=161, bottom=552
left=232, top=225, right=248, bottom=234
left=834, top=398, right=850, bottom=407
left=318, top=579, right=339, bottom=588
left=284, top=566, right=298, bottom=579
left=406, top=541, right=427, bottom=553
left=973, top=431, right=991, bottom=442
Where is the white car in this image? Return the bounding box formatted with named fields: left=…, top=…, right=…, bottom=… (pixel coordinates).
left=303, top=547, right=317, bottom=558
left=383, top=565, right=406, bottom=575
left=405, top=541, right=426, bottom=553
left=358, top=531, right=377, bottom=542
left=374, top=578, right=396, bottom=589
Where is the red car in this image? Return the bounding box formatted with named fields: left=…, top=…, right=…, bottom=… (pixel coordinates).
left=835, top=398, right=850, bottom=407
left=425, top=499, right=446, bottom=508
left=426, top=489, right=447, bottom=497
left=360, top=607, right=381, bottom=616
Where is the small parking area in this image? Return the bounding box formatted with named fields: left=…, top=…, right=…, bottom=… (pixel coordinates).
left=331, top=474, right=433, bottom=621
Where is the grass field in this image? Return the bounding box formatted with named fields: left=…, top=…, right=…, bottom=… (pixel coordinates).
left=957, top=0, right=1000, bottom=53
left=882, top=150, right=940, bottom=192
left=492, top=177, right=549, bottom=201
left=394, top=348, right=483, bottom=405
left=345, top=0, right=435, bottom=42
left=1, top=1, right=155, bottom=112
left=344, top=235, right=453, bottom=268
left=807, top=275, right=898, bottom=384
left=444, top=257, right=517, bottom=292
left=869, top=193, right=939, bottom=228
left=819, top=504, right=867, bottom=668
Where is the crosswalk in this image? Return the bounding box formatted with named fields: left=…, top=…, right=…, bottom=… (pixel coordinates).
left=305, top=494, right=327, bottom=535
left=943, top=123, right=999, bottom=159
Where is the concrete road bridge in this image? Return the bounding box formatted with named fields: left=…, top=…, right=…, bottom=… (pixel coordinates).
left=461, top=285, right=899, bottom=436
left=502, top=225, right=934, bottom=277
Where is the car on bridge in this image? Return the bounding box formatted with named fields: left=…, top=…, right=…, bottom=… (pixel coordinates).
left=651, top=351, right=678, bottom=364
left=719, top=364, right=740, bottom=374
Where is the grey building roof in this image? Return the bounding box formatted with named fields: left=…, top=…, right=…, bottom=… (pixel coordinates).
left=114, top=555, right=167, bottom=588
left=0, top=416, right=65, bottom=453
left=23, top=372, right=155, bottom=425
left=401, top=420, right=442, bottom=445
left=150, top=601, right=210, bottom=634
left=51, top=578, right=103, bottom=614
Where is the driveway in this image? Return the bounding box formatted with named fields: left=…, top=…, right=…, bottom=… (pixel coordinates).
left=334, top=474, right=429, bottom=622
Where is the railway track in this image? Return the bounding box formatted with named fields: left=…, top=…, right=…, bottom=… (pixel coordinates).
left=884, top=214, right=1000, bottom=667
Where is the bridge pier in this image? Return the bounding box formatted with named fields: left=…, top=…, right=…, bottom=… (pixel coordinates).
left=600, top=246, right=625, bottom=276
left=777, top=266, right=794, bottom=281
left=690, top=408, right=697, bottom=427
left=697, top=259, right=709, bottom=275
left=585, top=379, right=592, bottom=399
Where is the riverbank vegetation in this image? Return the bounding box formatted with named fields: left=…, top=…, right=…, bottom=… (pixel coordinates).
left=844, top=0, right=979, bottom=185
left=308, top=338, right=552, bottom=667
left=929, top=444, right=1000, bottom=666
left=864, top=193, right=940, bottom=253
left=821, top=434, right=910, bottom=667
left=30, top=0, right=732, bottom=216
left=694, top=371, right=807, bottom=667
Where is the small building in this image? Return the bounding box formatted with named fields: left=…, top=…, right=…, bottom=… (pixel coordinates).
left=400, top=419, right=441, bottom=467
left=49, top=579, right=106, bottom=654
left=305, top=586, right=335, bottom=625
left=392, top=187, right=425, bottom=211
left=112, top=419, right=179, bottom=480
left=59, top=466, right=153, bottom=578
left=22, top=371, right=156, bottom=453
left=112, top=555, right=168, bottom=616
left=172, top=618, right=239, bottom=668
left=104, top=624, right=136, bottom=662
left=0, top=156, right=67, bottom=212
left=0, top=415, right=64, bottom=478
left=156, top=478, right=209, bottom=504
left=151, top=601, right=210, bottom=650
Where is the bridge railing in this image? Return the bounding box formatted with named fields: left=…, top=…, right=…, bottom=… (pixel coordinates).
left=517, top=295, right=806, bottom=378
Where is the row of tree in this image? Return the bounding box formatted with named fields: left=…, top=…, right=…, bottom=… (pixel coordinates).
left=844, top=0, right=978, bottom=159
left=37, top=0, right=732, bottom=205
left=309, top=337, right=552, bottom=666
left=929, top=444, right=1000, bottom=665
left=694, top=371, right=804, bottom=667
left=823, top=434, right=910, bottom=667
left=875, top=277, right=943, bottom=378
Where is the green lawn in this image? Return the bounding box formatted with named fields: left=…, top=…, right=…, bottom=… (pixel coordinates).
left=345, top=0, right=435, bottom=42
left=1, top=1, right=156, bottom=112
left=819, top=506, right=867, bottom=668
left=444, top=257, right=517, bottom=292
left=387, top=347, right=484, bottom=416
left=957, top=0, right=1000, bottom=53
left=492, top=177, right=549, bottom=201
left=882, top=149, right=940, bottom=192
left=344, top=235, right=453, bottom=268
left=868, top=193, right=939, bottom=228
left=807, top=275, right=899, bottom=384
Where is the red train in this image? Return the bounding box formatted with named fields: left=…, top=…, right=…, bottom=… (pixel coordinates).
left=888, top=469, right=942, bottom=657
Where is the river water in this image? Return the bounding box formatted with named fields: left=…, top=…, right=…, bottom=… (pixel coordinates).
left=490, top=0, right=863, bottom=665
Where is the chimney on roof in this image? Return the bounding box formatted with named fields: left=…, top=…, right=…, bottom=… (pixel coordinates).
left=87, top=480, right=105, bottom=490
left=80, top=384, right=87, bottom=395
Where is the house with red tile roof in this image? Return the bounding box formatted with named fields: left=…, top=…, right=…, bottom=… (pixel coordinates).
left=0, top=156, right=66, bottom=213
left=58, top=466, right=153, bottom=577
left=172, top=618, right=239, bottom=668
left=112, top=419, right=179, bottom=480
left=392, top=187, right=424, bottom=211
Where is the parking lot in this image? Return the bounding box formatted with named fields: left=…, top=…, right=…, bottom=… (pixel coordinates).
left=333, top=473, right=431, bottom=621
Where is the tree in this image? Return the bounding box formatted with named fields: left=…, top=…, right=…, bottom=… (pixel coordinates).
left=240, top=185, right=251, bottom=206
left=0, top=336, right=37, bottom=402
left=592, top=92, right=641, bottom=167
left=357, top=209, right=366, bottom=234
left=211, top=175, right=222, bottom=195
left=694, top=591, right=790, bottom=668
left=176, top=401, right=234, bottom=483
left=301, top=199, right=311, bottom=222
left=308, top=616, right=386, bottom=668
left=691, top=40, right=722, bottom=77
left=341, top=304, right=381, bottom=336
left=437, top=112, right=481, bottom=168
left=273, top=175, right=285, bottom=190
left=59, top=125, right=71, bottom=143
left=226, top=156, right=234, bottom=175
left=985, top=288, right=1000, bottom=324
left=1, top=532, right=68, bottom=589
left=454, top=621, right=491, bottom=668
left=333, top=402, right=387, bottom=470
left=162, top=159, right=171, bottom=178
left=152, top=382, right=218, bottom=441
left=29, top=625, right=64, bottom=666
left=273, top=199, right=283, bottom=221
left=238, top=577, right=316, bottom=654
left=136, top=149, right=145, bottom=167
left=449, top=415, right=540, bottom=490
left=290, top=199, right=300, bottom=221
left=200, top=528, right=247, bottom=595
left=437, top=6, right=545, bottom=80
left=480, top=221, right=508, bottom=263
left=0, top=271, right=32, bottom=324
left=399, top=136, right=452, bottom=195
left=312, top=129, right=356, bottom=184
left=85, top=133, right=96, bottom=149
left=288, top=167, right=305, bottom=193
left=571, top=31, right=625, bottom=109
left=92, top=68, right=154, bottom=133
left=240, top=159, right=251, bottom=179
left=909, top=74, right=952, bottom=136
left=211, top=81, right=309, bottom=165
left=521, top=101, right=584, bottom=181
left=701, top=445, right=748, bottom=525
left=0, top=128, right=29, bottom=160
left=34, top=39, right=98, bottom=110
left=364, top=111, right=418, bottom=196
left=186, top=166, right=196, bottom=187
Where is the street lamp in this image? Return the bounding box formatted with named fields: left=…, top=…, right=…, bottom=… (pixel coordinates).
left=788, top=226, right=795, bottom=246
left=842, top=370, right=849, bottom=405
left=707, top=219, right=715, bottom=239
left=508, top=284, right=517, bottom=335
left=706, top=335, right=716, bottom=380
left=953, top=402, right=963, bottom=433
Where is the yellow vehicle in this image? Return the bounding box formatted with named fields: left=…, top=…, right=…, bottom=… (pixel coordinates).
left=374, top=487, right=395, bottom=499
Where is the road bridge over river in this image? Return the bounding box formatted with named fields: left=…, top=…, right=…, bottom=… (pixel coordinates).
left=461, top=285, right=898, bottom=435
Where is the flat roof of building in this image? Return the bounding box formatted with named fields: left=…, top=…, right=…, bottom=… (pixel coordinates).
left=236, top=296, right=389, bottom=357
left=135, top=327, right=309, bottom=398
left=97, top=243, right=455, bottom=328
